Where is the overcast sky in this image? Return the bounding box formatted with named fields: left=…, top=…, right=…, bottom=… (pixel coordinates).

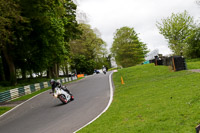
left=76, top=0, right=199, bottom=56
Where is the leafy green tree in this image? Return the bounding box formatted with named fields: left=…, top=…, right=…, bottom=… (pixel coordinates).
left=71, top=55, right=95, bottom=74
left=70, top=24, right=105, bottom=59
left=69, top=23, right=107, bottom=74
left=111, top=26, right=148, bottom=68
left=185, top=26, right=200, bottom=58
left=0, top=0, right=29, bottom=85
left=156, top=10, right=194, bottom=56
left=62, top=0, right=80, bottom=42
left=0, top=0, right=80, bottom=85
left=95, top=46, right=111, bottom=70
left=19, top=0, right=65, bottom=78
left=20, top=0, right=80, bottom=78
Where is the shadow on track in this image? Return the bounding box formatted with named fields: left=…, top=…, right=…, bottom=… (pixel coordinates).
left=54, top=103, right=66, bottom=107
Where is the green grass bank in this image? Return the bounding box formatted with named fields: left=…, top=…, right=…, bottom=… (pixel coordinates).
left=79, top=63, right=200, bottom=133
left=0, top=107, right=12, bottom=115
left=187, top=58, right=200, bottom=70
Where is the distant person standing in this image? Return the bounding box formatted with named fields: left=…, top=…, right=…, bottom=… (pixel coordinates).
left=94, top=69, right=100, bottom=74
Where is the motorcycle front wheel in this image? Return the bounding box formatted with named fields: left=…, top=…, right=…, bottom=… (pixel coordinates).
left=59, top=94, right=68, bottom=104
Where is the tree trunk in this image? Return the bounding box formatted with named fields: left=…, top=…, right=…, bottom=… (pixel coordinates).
left=1, top=51, right=10, bottom=81
left=65, top=65, right=69, bottom=77
left=52, top=66, right=56, bottom=78
left=56, top=63, right=59, bottom=77
left=47, top=68, right=51, bottom=78
left=47, top=64, right=59, bottom=79
left=61, top=67, right=66, bottom=76
left=29, top=70, right=33, bottom=78
left=21, top=68, right=26, bottom=79
left=0, top=52, right=5, bottom=81
left=0, top=64, right=5, bottom=81
left=47, top=67, right=54, bottom=78
left=39, top=72, right=43, bottom=78
left=52, top=63, right=58, bottom=78
left=2, top=47, right=17, bottom=85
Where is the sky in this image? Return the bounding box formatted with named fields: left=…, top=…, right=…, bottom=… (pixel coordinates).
left=76, top=0, right=200, bottom=56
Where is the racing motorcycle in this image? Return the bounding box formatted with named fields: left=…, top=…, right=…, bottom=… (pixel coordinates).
left=102, top=68, right=106, bottom=74
left=53, top=87, right=74, bottom=104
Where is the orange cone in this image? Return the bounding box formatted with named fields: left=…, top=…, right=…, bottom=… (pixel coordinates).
left=121, top=76, right=125, bottom=84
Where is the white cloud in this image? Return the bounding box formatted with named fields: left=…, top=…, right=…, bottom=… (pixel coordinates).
left=77, top=0, right=200, bottom=56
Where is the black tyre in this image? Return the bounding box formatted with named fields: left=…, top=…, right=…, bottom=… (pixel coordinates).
left=59, top=95, right=67, bottom=104
left=70, top=95, right=74, bottom=101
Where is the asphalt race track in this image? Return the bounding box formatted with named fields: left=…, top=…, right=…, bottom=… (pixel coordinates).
left=0, top=71, right=113, bottom=133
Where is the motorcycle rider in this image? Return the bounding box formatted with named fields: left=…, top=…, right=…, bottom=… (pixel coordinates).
left=102, top=65, right=107, bottom=73
left=94, top=69, right=100, bottom=74
left=50, top=79, right=72, bottom=96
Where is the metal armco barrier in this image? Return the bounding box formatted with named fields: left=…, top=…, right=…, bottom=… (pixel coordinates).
left=0, top=76, right=77, bottom=103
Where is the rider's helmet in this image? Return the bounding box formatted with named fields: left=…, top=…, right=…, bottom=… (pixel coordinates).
left=50, top=79, right=55, bottom=85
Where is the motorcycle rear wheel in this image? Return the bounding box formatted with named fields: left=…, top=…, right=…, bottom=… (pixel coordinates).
left=70, top=95, right=74, bottom=101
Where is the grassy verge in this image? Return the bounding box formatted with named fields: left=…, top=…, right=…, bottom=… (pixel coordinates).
left=186, top=58, right=200, bottom=69
left=0, top=107, right=13, bottom=115
left=78, top=64, right=200, bottom=133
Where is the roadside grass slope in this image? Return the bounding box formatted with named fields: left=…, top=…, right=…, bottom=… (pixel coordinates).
left=187, top=58, right=200, bottom=69
left=0, top=107, right=12, bottom=115
left=79, top=63, right=200, bottom=133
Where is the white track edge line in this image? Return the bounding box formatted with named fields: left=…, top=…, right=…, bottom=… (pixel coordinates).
left=73, top=71, right=114, bottom=133
left=0, top=77, right=89, bottom=118
left=0, top=91, right=47, bottom=118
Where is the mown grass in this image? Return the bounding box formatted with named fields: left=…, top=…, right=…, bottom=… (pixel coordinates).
left=78, top=63, right=200, bottom=133
left=186, top=58, right=200, bottom=70
left=0, top=107, right=13, bottom=115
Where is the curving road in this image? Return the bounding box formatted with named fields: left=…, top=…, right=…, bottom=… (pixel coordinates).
left=0, top=72, right=113, bottom=133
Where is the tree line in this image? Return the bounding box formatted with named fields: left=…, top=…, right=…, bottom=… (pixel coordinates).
left=0, top=0, right=111, bottom=86
left=2, top=1, right=195, bottom=86
left=110, top=10, right=200, bottom=68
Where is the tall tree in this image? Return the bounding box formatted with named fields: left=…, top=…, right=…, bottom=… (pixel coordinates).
left=69, top=23, right=107, bottom=74
left=185, top=26, right=200, bottom=58
left=20, top=0, right=80, bottom=78
left=19, top=0, right=61, bottom=78
left=0, top=0, right=29, bottom=85
left=0, top=0, right=80, bottom=85
left=111, top=26, right=148, bottom=68
left=156, top=10, right=194, bottom=56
